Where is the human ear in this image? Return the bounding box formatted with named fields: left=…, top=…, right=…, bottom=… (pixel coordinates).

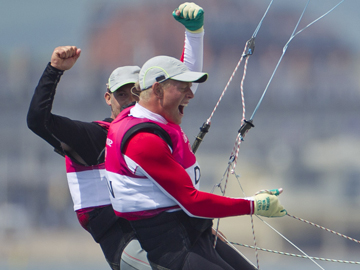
left=153, top=82, right=163, bottom=98
left=104, top=92, right=111, bottom=106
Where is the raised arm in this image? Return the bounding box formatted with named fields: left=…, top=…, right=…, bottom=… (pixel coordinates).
left=173, top=2, right=205, bottom=93
left=27, top=46, right=106, bottom=165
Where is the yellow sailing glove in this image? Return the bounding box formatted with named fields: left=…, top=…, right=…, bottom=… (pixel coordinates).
left=173, top=2, right=204, bottom=33
left=253, top=188, right=287, bottom=218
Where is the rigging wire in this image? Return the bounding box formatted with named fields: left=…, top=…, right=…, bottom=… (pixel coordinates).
left=230, top=242, right=360, bottom=265
left=288, top=214, right=360, bottom=244
left=192, top=0, right=348, bottom=268
left=207, top=0, right=274, bottom=124
left=202, top=0, right=346, bottom=267
left=256, top=216, right=326, bottom=269
left=229, top=2, right=348, bottom=268
left=231, top=0, right=346, bottom=172
left=250, top=0, right=345, bottom=121
left=232, top=162, right=360, bottom=267
left=191, top=0, right=274, bottom=154
left=194, top=2, right=275, bottom=266
left=231, top=212, right=360, bottom=265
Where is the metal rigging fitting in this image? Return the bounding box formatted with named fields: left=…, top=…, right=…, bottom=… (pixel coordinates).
left=238, top=119, right=254, bottom=140
left=191, top=122, right=211, bottom=154
left=243, top=37, right=256, bottom=57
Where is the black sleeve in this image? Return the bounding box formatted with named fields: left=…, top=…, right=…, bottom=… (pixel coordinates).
left=27, top=63, right=107, bottom=165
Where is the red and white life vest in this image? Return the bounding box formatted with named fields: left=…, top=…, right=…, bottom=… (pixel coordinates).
left=105, top=105, right=200, bottom=219
left=66, top=121, right=111, bottom=211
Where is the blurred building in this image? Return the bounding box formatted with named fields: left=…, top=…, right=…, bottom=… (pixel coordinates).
left=1, top=0, right=359, bottom=267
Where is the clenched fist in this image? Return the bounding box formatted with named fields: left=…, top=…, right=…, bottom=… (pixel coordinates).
left=50, top=46, right=81, bottom=71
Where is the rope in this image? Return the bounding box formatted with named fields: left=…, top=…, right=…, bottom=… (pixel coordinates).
left=288, top=213, right=360, bottom=244
left=206, top=0, right=274, bottom=125
left=211, top=158, right=261, bottom=269
left=205, top=1, right=346, bottom=268
left=230, top=52, right=250, bottom=172
left=213, top=163, right=231, bottom=248
left=240, top=56, right=249, bottom=122
left=256, top=215, right=326, bottom=269
left=230, top=242, right=360, bottom=265
left=249, top=214, right=260, bottom=269
left=228, top=2, right=346, bottom=268
left=206, top=45, right=247, bottom=125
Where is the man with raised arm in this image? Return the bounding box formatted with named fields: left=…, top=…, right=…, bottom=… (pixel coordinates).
left=27, top=3, right=205, bottom=269
left=105, top=54, right=287, bottom=269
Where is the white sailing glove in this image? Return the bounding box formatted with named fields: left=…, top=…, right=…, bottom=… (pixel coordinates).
left=253, top=188, right=287, bottom=218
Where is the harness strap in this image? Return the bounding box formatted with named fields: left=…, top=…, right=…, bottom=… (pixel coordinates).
left=121, top=122, right=173, bottom=153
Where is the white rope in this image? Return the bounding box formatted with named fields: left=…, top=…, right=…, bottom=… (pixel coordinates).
left=231, top=242, right=360, bottom=265
left=208, top=1, right=346, bottom=268
left=255, top=216, right=325, bottom=269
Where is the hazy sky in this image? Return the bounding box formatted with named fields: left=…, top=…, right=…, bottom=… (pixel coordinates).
left=0, top=0, right=359, bottom=59
left=0, top=1, right=88, bottom=58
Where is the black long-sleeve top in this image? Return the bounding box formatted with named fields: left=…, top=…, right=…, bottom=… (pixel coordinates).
left=27, top=63, right=112, bottom=166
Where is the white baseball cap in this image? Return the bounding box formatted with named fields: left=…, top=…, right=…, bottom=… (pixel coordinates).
left=108, top=66, right=140, bottom=92
left=139, top=56, right=208, bottom=91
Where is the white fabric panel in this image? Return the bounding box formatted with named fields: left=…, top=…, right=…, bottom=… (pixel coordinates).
left=67, top=168, right=110, bottom=211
